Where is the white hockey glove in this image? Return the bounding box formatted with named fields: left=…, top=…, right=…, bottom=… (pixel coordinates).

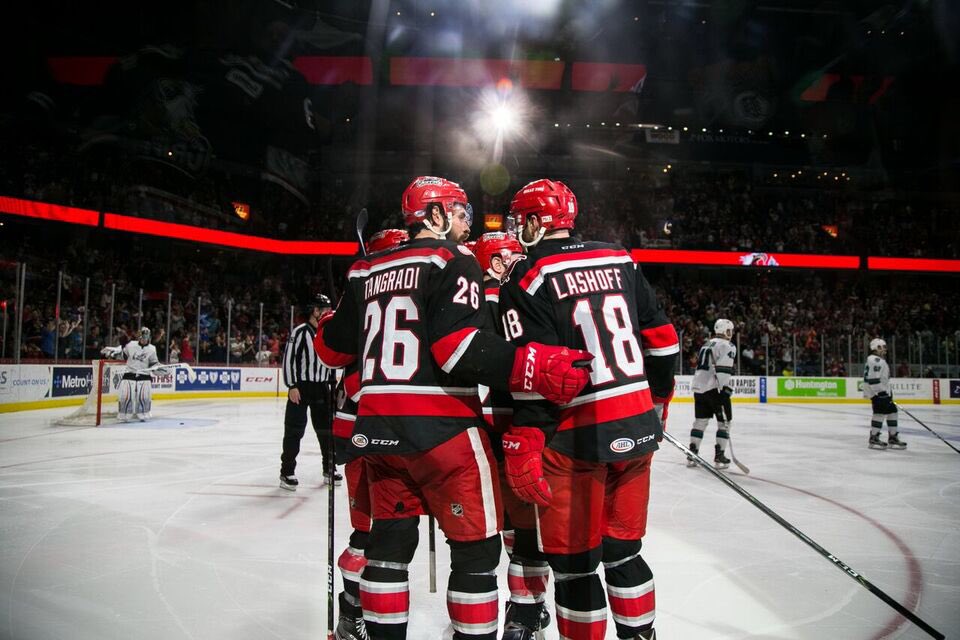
left=100, top=346, right=122, bottom=358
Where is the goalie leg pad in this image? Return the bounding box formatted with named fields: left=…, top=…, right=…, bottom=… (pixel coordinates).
left=118, top=379, right=135, bottom=418
left=135, top=380, right=152, bottom=417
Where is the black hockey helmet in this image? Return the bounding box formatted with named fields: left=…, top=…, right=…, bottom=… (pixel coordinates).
left=303, top=293, right=332, bottom=317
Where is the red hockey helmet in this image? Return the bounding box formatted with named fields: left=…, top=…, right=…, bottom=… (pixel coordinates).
left=473, top=232, right=523, bottom=277
left=509, top=179, right=578, bottom=246
left=401, top=176, right=471, bottom=236
left=365, top=228, right=409, bottom=254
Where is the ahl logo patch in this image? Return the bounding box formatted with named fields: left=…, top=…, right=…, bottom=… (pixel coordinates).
left=450, top=503, right=464, bottom=517
left=610, top=438, right=636, bottom=453
left=351, top=434, right=369, bottom=448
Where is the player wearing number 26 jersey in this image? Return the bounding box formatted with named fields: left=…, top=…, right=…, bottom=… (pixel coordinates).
left=498, top=179, right=678, bottom=640
left=314, top=177, right=591, bottom=640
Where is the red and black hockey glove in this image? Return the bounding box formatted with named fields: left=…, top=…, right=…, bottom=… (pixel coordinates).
left=652, top=389, right=674, bottom=434
left=509, top=342, right=593, bottom=405
left=502, top=426, right=551, bottom=507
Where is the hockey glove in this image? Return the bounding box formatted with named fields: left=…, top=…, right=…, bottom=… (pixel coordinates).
left=509, top=342, right=592, bottom=405
left=100, top=346, right=122, bottom=359
left=502, top=426, right=551, bottom=507
left=720, top=386, right=733, bottom=397
left=652, top=389, right=674, bottom=434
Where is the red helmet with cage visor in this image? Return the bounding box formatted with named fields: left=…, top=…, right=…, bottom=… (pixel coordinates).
left=509, top=179, right=578, bottom=247
left=401, top=176, right=472, bottom=237
left=473, top=232, right=523, bottom=278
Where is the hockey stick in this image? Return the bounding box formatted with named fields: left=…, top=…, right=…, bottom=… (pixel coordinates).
left=428, top=515, right=437, bottom=593
left=127, top=362, right=198, bottom=383
left=663, top=430, right=945, bottom=640
left=724, top=421, right=750, bottom=474
left=326, top=375, right=336, bottom=640
left=897, top=405, right=960, bottom=455
left=355, top=208, right=368, bottom=255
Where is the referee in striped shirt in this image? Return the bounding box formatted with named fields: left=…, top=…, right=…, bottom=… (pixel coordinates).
left=279, top=294, right=338, bottom=490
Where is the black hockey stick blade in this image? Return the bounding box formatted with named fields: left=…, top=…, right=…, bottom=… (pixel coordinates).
left=355, top=208, right=369, bottom=255
left=899, top=405, right=960, bottom=455
left=663, top=431, right=944, bottom=640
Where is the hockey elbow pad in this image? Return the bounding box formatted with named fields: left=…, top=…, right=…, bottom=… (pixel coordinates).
left=509, top=342, right=592, bottom=405
left=313, top=312, right=355, bottom=368
left=502, top=427, right=552, bottom=507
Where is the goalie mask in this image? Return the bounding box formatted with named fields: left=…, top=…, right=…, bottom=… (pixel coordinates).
left=870, top=338, right=887, bottom=355
left=401, top=176, right=472, bottom=238
left=509, top=178, right=578, bottom=247
left=138, top=327, right=151, bottom=345
left=714, top=318, right=734, bottom=340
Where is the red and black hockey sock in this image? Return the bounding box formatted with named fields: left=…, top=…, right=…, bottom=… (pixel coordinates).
left=360, top=519, right=418, bottom=638
left=447, top=536, right=500, bottom=639
left=360, top=562, right=409, bottom=637
left=338, top=530, right=369, bottom=616
left=554, top=572, right=607, bottom=639
left=506, top=528, right=549, bottom=626
left=602, top=537, right=655, bottom=637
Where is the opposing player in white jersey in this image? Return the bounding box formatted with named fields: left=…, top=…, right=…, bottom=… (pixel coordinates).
left=689, top=319, right=737, bottom=469
left=102, top=327, right=160, bottom=422
left=863, top=338, right=905, bottom=449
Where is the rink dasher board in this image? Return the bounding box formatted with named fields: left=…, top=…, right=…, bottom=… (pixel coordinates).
left=1, top=364, right=957, bottom=413
left=0, top=363, right=284, bottom=413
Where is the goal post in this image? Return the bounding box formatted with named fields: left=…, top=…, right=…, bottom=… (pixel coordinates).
left=55, top=360, right=125, bottom=426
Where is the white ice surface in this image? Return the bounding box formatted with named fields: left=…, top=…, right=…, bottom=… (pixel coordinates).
left=1, top=399, right=958, bottom=640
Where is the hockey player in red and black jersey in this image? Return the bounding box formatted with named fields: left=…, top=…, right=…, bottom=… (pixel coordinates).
left=498, top=179, right=679, bottom=640
left=333, top=229, right=408, bottom=640
left=472, top=233, right=551, bottom=638
left=314, top=177, right=592, bottom=640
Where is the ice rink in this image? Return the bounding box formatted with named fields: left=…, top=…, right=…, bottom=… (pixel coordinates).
left=1, top=398, right=958, bottom=640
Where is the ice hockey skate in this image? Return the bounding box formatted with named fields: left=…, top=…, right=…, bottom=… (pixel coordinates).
left=279, top=474, right=299, bottom=491
left=868, top=433, right=888, bottom=449
left=335, top=613, right=370, bottom=640
left=502, top=601, right=550, bottom=640
left=714, top=444, right=731, bottom=469
left=686, top=442, right=699, bottom=467
left=323, top=469, right=344, bottom=486
left=887, top=433, right=907, bottom=449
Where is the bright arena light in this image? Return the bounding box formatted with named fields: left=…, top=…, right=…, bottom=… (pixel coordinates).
left=490, top=104, right=518, bottom=133
left=469, top=83, right=534, bottom=163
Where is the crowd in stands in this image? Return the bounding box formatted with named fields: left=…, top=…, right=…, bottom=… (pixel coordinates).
left=4, top=143, right=958, bottom=259
left=3, top=224, right=958, bottom=378
left=659, top=276, right=960, bottom=378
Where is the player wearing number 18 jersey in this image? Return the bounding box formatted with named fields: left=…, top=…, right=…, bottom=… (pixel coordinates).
left=498, top=179, right=678, bottom=640
left=314, top=177, right=591, bottom=640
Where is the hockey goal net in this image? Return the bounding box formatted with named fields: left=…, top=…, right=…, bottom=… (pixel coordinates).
left=55, top=360, right=126, bottom=426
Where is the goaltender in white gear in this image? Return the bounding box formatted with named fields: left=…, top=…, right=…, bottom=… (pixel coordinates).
left=102, top=327, right=159, bottom=422
left=689, top=319, right=737, bottom=468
